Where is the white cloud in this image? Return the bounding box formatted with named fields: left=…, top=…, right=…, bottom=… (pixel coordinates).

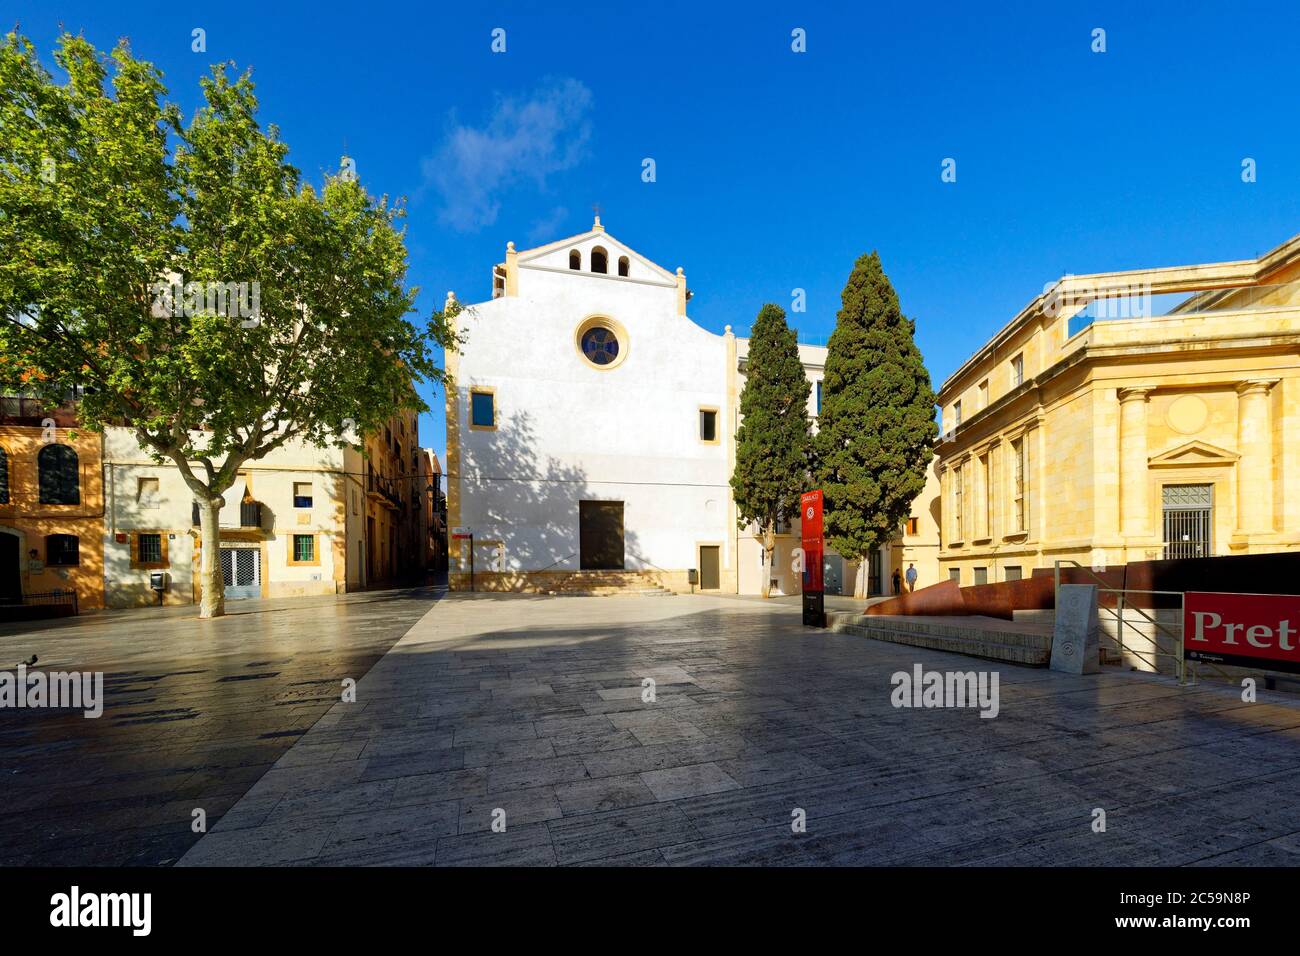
left=424, top=79, right=593, bottom=232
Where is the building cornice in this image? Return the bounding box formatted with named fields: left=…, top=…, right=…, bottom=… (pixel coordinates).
left=937, top=232, right=1300, bottom=401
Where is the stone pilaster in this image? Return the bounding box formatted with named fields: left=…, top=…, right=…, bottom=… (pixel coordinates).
left=1236, top=379, right=1278, bottom=534
left=1118, top=387, right=1153, bottom=537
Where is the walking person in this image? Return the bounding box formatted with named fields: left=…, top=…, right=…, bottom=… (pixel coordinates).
left=891, top=568, right=901, bottom=595
left=905, top=562, right=918, bottom=593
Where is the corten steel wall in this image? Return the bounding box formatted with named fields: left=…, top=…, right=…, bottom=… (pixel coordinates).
left=865, top=575, right=1054, bottom=619
left=866, top=552, right=1300, bottom=619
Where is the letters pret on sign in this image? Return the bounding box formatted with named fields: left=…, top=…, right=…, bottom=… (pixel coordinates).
left=1184, top=591, right=1300, bottom=674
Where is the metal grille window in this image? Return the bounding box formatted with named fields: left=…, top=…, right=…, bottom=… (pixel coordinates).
left=1162, top=483, right=1213, bottom=560
left=137, top=534, right=163, bottom=564
left=46, top=534, right=79, bottom=566
left=293, top=534, right=315, bottom=562
left=0, top=447, right=8, bottom=504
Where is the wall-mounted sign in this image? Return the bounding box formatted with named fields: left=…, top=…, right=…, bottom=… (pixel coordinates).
left=801, top=490, right=825, bottom=627
left=451, top=527, right=472, bottom=540
left=1184, top=591, right=1300, bottom=674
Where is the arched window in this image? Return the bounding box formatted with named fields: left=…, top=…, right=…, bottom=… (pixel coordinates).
left=0, top=447, right=8, bottom=505
left=590, top=246, right=608, bottom=274
left=617, top=256, right=630, bottom=277
left=38, top=444, right=80, bottom=505
left=568, top=250, right=581, bottom=270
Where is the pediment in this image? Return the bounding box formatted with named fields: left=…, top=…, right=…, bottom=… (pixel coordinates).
left=517, top=228, right=677, bottom=283
left=1148, top=440, right=1239, bottom=468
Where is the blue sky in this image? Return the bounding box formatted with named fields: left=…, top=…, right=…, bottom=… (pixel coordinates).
left=10, top=1, right=1300, bottom=470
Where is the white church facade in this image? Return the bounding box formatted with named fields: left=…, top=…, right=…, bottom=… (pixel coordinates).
left=444, top=219, right=898, bottom=596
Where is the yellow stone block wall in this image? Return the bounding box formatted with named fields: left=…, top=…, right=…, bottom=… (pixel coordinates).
left=933, top=236, right=1300, bottom=584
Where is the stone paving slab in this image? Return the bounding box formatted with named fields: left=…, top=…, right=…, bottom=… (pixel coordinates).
left=173, top=591, right=1300, bottom=867
left=0, top=588, right=440, bottom=866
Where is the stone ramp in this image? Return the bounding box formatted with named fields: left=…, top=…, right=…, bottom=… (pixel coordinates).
left=827, top=611, right=1053, bottom=667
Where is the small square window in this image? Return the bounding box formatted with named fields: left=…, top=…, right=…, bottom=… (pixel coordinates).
left=1005, top=566, right=1023, bottom=582
left=292, top=534, right=315, bottom=563
left=293, top=482, right=313, bottom=509
left=949, top=568, right=961, bottom=585
left=1011, top=353, right=1024, bottom=387
left=979, top=379, right=989, bottom=408
left=906, top=517, right=919, bottom=536
left=815, top=381, right=823, bottom=416
left=973, top=567, right=988, bottom=586
left=46, top=534, right=79, bottom=566
left=138, top=533, right=163, bottom=564
left=699, top=408, right=718, bottom=443
left=470, top=390, right=496, bottom=429
left=953, top=400, right=962, bottom=426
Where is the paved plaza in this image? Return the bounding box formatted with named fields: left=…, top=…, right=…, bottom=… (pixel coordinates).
left=156, top=591, right=1300, bottom=867
left=0, top=588, right=440, bottom=865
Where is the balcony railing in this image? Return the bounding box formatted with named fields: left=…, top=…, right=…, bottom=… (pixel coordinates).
left=1066, top=278, right=1300, bottom=338
left=366, top=469, right=402, bottom=510
left=0, top=396, right=79, bottom=427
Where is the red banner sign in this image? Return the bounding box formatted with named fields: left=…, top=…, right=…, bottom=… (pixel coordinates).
left=1184, top=591, right=1300, bottom=674
left=801, top=490, right=824, bottom=594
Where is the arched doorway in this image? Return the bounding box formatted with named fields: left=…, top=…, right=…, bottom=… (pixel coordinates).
left=0, top=531, right=21, bottom=605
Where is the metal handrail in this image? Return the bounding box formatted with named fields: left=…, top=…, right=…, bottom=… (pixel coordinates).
left=1054, top=560, right=1187, bottom=684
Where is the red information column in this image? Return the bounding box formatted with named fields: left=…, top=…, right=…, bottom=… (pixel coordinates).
left=801, top=489, right=825, bottom=627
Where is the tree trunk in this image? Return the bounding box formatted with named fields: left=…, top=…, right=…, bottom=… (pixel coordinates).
left=853, top=561, right=867, bottom=600
left=760, top=521, right=777, bottom=599
left=197, top=496, right=226, bottom=619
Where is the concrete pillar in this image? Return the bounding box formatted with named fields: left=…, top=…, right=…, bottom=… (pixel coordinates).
left=1236, top=379, right=1278, bottom=534
left=1118, top=387, right=1153, bottom=536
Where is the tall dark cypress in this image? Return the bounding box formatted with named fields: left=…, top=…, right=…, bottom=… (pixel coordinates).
left=814, top=252, right=937, bottom=595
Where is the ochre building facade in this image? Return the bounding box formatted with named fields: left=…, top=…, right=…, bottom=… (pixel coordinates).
left=935, top=233, right=1300, bottom=584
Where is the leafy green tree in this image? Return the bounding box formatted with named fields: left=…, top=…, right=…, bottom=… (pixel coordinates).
left=814, top=252, right=937, bottom=597
left=731, top=303, right=812, bottom=598
left=0, top=32, right=453, bottom=617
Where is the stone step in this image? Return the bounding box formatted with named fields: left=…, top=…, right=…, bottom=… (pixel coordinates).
left=827, top=612, right=1052, bottom=667
left=543, top=588, right=676, bottom=598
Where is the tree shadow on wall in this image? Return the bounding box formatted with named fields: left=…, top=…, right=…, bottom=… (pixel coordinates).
left=458, top=408, right=649, bottom=575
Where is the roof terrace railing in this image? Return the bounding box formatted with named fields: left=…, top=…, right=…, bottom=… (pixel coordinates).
left=1066, top=278, right=1300, bottom=337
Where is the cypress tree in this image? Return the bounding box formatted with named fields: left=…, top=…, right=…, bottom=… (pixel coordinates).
left=815, top=252, right=937, bottom=597
left=731, top=303, right=812, bottom=598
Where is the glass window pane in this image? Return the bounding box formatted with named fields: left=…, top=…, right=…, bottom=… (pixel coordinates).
left=471, top=392, right=495, bottom=427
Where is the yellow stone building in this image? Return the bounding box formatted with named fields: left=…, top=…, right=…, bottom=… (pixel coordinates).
left=935, top=233, right=1300, bottom=584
